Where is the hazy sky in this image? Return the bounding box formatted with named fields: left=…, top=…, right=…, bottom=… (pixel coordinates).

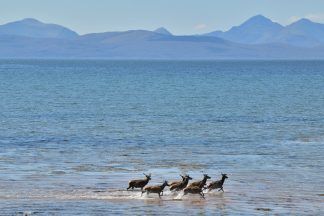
left=0, top=0, right=324, bottom=35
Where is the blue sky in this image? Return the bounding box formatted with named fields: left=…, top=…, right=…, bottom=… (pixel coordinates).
left=1, top=0, right=324, bottom=35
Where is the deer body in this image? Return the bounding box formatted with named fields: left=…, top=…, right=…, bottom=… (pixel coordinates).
left=188, top=174, right=211, bottom=188
left=142, top=181, right=169, bottom=198
left=127, top=173, right=151, bottom=191
left=207, top=174, right=228, bottom=192
left=170, top=175, right=192, bottom=191
left=170, top=175, right=185, bottom=187
left=183, top=185, right=205, bottom=199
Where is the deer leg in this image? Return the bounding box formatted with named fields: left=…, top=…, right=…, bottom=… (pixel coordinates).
left=127, top=184, right=132, bottom=190
left=141, top=190, right=145, bottom=196
left=200, top=192, right=205, bottom=199
left=158, top=193, right=161, bottom=198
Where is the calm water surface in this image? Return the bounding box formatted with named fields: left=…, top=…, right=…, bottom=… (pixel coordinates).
left=0, top=60, right=323, bottom=215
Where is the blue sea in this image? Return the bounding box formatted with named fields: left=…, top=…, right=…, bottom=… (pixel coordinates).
left=0, top=60, right=323, bottom=215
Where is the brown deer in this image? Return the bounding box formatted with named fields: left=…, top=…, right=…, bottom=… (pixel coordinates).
left=170, top=174, right=192, bottom=191
left=170, top=174, right=186, bottom=187
left=141, top=181, right=170, bottom=198
left=183, top=182, right=205, bottom=199
left=207, top=174, right=228, bottom=192
left=127, top=173, right=151, bottom=191
left=188, top=174, right=211, bottom=188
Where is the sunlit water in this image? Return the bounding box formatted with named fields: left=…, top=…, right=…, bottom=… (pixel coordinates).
left=0, top=60, right=323, bottom=215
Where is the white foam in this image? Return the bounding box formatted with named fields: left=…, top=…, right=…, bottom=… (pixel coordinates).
left=173, top=191, right=184, bottom=200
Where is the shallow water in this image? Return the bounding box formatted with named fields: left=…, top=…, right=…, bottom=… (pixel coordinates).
left=0, top=60, right=323, bottom=215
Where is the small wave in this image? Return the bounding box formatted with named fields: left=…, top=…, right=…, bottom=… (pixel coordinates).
left=5, top=188, right=213, bottom=202
left=17, top=211, right=33, bottom=216
left=0, top=187, right=229, bottom=202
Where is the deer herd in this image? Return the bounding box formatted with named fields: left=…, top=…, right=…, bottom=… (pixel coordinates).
left=127, top=173, right=228, bottom=199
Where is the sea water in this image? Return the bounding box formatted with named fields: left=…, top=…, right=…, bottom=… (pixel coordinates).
left=0, top=60, right=323, bottom=215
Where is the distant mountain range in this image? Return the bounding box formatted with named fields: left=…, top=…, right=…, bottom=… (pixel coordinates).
left=205, top=15, right=324, bottom=47
left=0, top=18, right=78, bottom=39
left=0, top=16, right=324, bottom=59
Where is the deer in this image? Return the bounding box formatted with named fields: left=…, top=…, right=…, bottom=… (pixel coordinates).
left=127, top=173, right=151, bottom=191
left=141, top=181, right=170, bottom=198
left=188, top=174, right=211, bottom=188
left=170, top=174, right=192, bottom=191
left=207, top=173, right=228, bottom=192
left=183, top=182, right=205, bottom=199
left=170, top=174, right=186, bottom=187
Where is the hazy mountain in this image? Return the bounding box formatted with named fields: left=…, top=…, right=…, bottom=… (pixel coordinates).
left=273, top=18, right=324, bottom=46
left=205, top=30, right=223, bottom=38
left=205, top=15, right=324, bottom=47
left=154, top=27, right=172, bottom=35
left=0, top=17, right=323, bottom=59
left=0, top=18, right=78, bottom=39
left=205, top=15, right=284, bottom=44
left=286, top=18, right=324, bottom=42
left=1, top=30, right=323, bottom=59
